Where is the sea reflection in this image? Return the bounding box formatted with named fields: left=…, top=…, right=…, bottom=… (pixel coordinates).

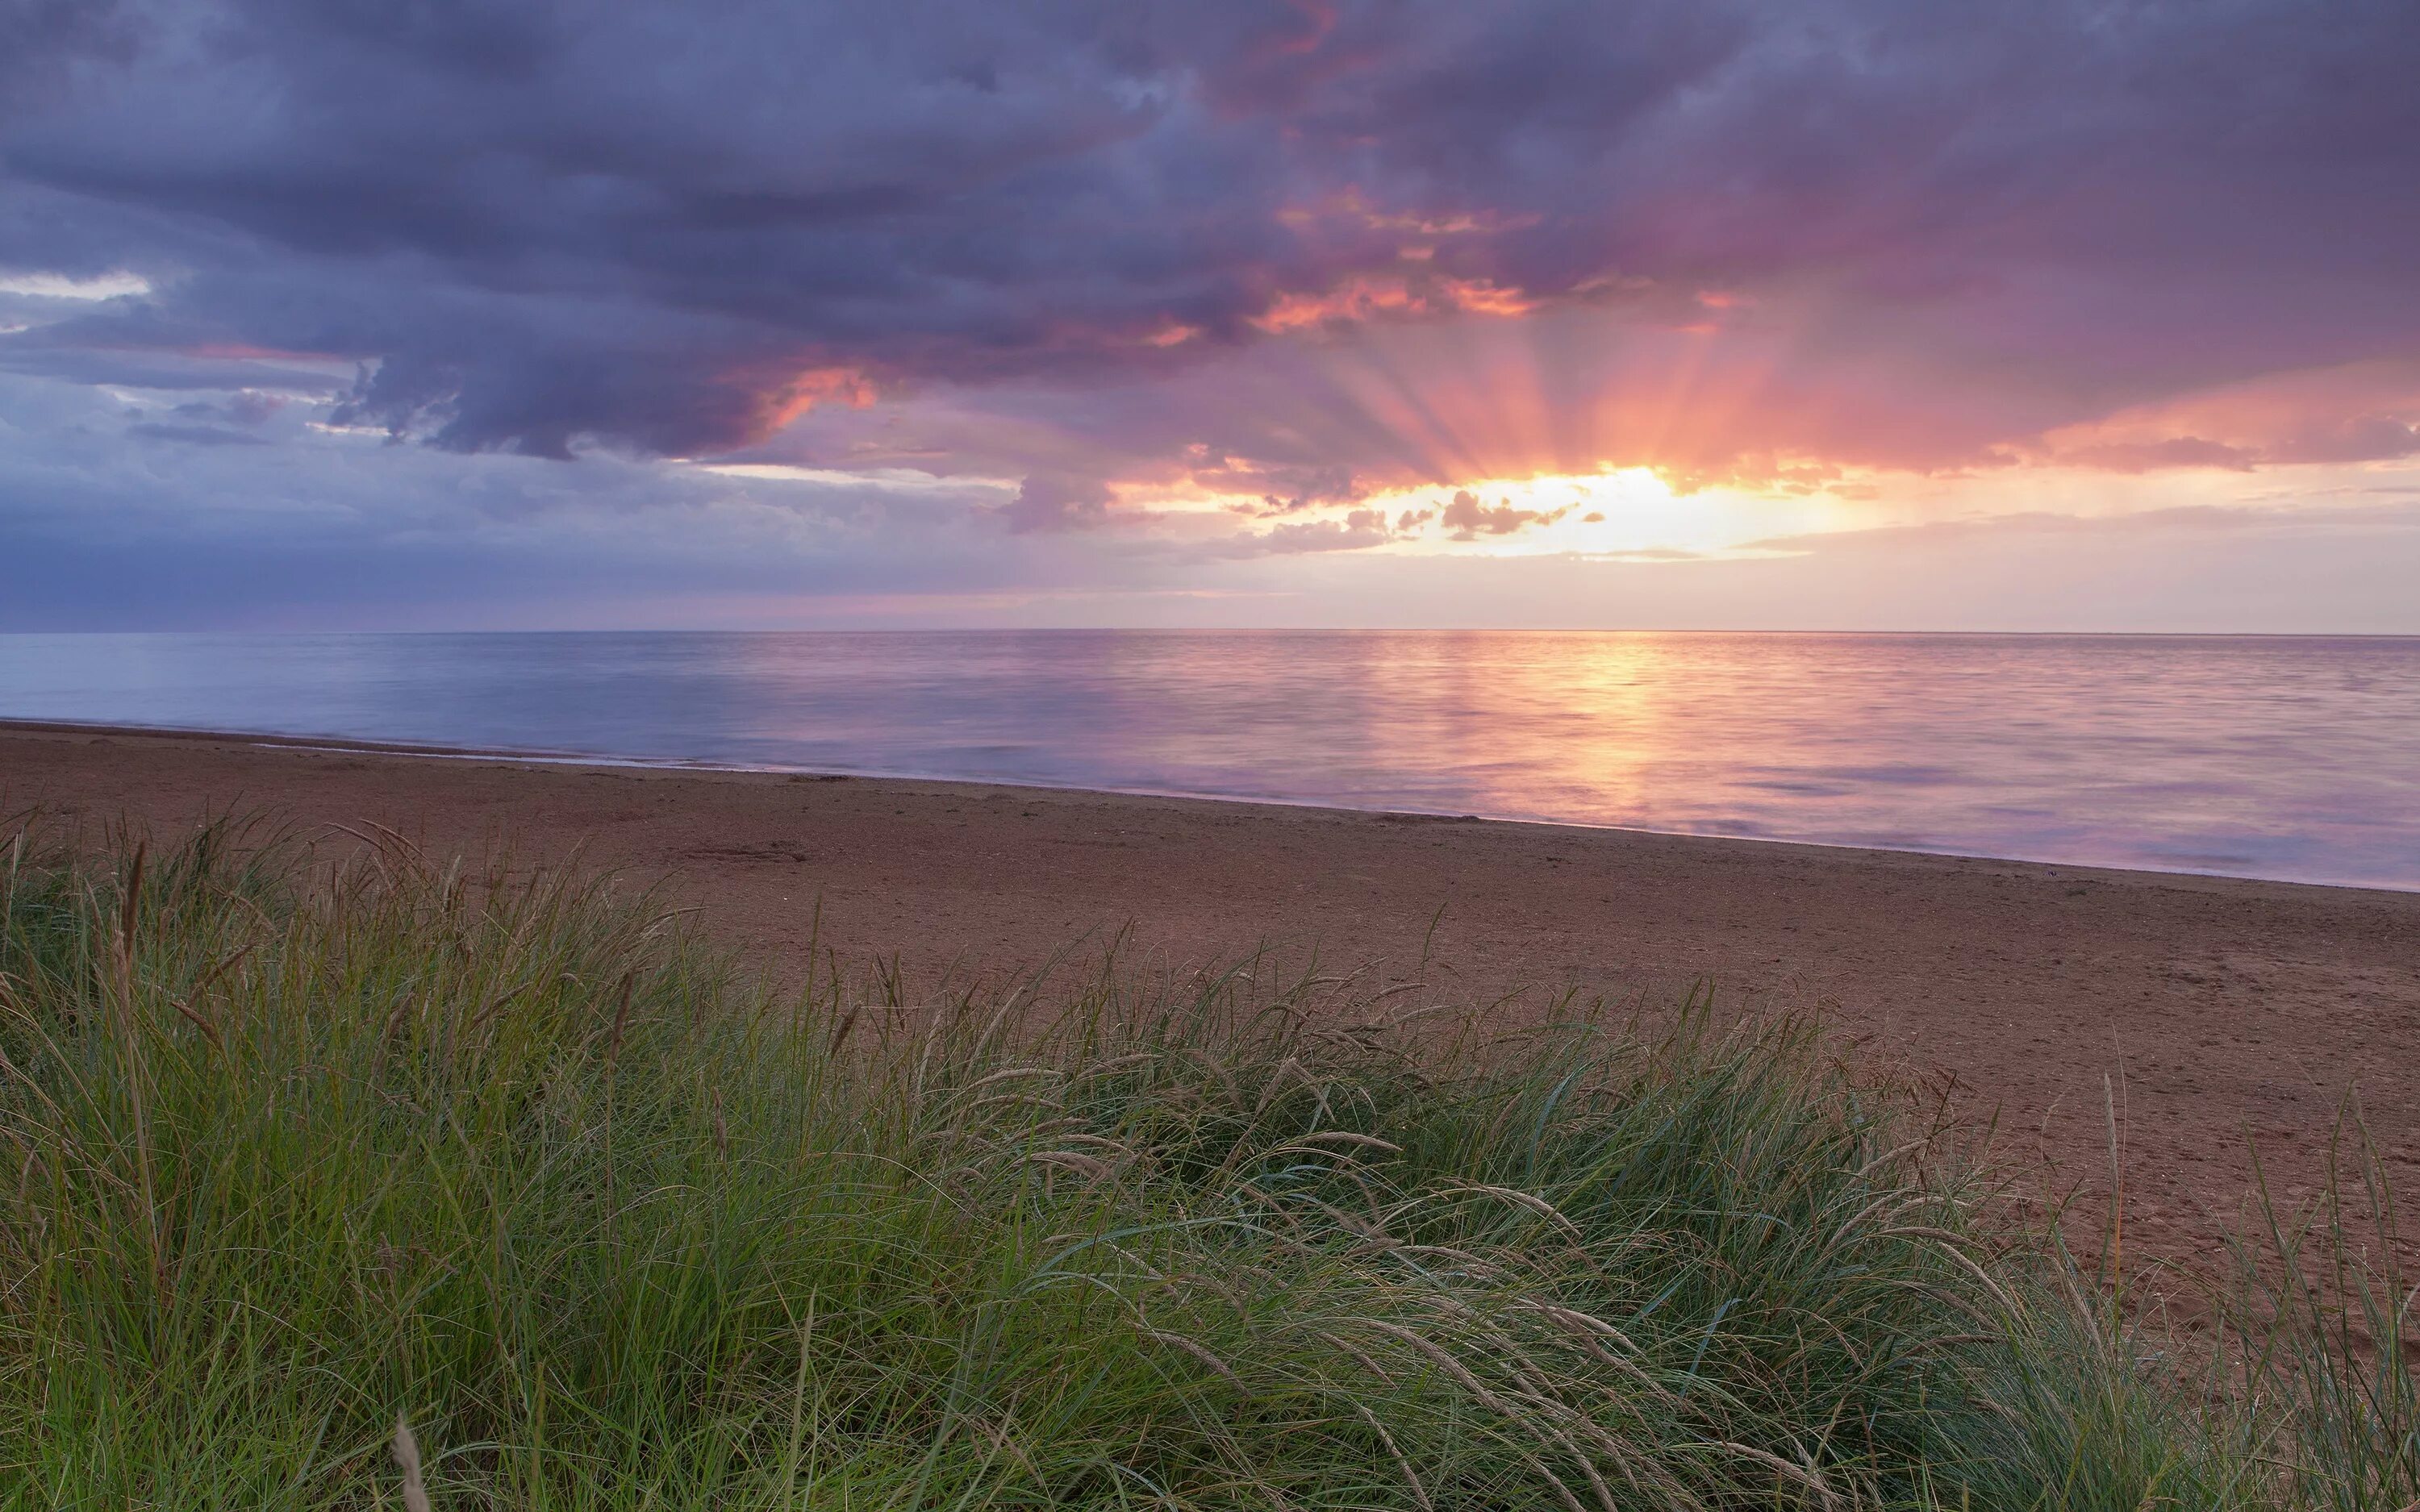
left=3, top=631, right=2416, bottom=889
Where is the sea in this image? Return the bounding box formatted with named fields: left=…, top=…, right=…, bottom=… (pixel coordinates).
left=2, top=631, right=2416, bottom=890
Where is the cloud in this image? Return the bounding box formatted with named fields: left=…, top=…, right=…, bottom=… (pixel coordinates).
left=0, top=367, right=1179, bottom=630
left=4, top=0, right=2420, bottom=633
left=1740, top=500, right=2420, bottom=559
left=1223, top=496, right=2420, bottom=634
left=8, top=355, right=2419, bottom=632
left=0, top=0, right=2413, bottom=473
left=1440, top=488, right=1569, bottom=539
left=2267, top=415, right=2420, bottom=466
left=1228, top=516, right=1395, bottom=556
left=0, top=269, right=149, bottom=299
left=126, top=420, right=268, bottom=446
left=2059, top=437, right=2258, bottom=473
left=175, top=389, right=285, bottom=426
left=997, top=472, right=1112, bottom=534
left=0, top=1, right=138, bottom=119
left=2038, top=361, right=2420, bottom=473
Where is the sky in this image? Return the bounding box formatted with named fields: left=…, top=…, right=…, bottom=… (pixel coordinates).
left=4, top=0, right=2418, bottom=631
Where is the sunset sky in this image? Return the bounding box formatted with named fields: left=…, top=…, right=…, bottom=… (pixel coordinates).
left=4, top=0, right=2418, bottom=631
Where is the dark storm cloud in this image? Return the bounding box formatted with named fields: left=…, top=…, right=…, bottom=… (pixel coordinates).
left=2, top=0, right=2417, bottom=464
left=0, top=0, right=138, bottom=115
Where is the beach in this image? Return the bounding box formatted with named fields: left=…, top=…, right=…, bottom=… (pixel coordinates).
left=7, top=717, right=2417, bottom=1268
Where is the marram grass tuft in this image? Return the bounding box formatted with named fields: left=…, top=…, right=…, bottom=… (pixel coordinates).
left=0, top=818, right=2403, bottom=1508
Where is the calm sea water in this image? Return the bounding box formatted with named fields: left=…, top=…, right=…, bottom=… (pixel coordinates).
left=3, top=631, right=2416, bottom=889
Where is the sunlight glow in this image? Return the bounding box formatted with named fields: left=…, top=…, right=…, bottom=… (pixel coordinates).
left=1117, top=462, right=1866, bottom=561
left=1357, top=468, right=1847, bottom=559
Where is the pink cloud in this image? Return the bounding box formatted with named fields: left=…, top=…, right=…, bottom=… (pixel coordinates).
left=2041, top=362, right=2420, bottom=472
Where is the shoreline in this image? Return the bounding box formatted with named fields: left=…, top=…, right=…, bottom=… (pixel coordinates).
left=6, top=715, right=2418, bottom=1267
left=6, top=715, right=2405, bottom=898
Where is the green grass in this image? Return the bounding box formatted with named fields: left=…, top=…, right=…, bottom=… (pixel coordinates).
left=0, top=818, right=2406, bottom=1508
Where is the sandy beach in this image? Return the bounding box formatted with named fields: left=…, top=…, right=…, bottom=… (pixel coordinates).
left=7, top=718, right=2417, bottom=1267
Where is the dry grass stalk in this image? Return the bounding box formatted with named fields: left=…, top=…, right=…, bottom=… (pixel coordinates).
left=392, top=1413, right=432, bottom=1512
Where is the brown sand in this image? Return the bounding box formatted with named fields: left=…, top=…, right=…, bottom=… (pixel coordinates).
left=6, top=719, right=2417, bottom=1267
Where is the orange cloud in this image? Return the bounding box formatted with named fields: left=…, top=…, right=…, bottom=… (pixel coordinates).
left=752, top=365, right=876, bottom=433
left=1251, top=271, right=1538, bottom=333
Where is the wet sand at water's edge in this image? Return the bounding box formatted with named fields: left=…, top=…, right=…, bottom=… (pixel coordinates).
left=8, top=719, right=2418, bottom=1269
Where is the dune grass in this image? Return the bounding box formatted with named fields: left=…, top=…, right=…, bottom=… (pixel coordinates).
left=0, top=818, right=2407, bottom=1509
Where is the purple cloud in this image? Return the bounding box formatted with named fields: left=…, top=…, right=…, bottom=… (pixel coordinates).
left=0, top=0, right=2412, bottom=477
left=998, top=472, right=1113, bottom=534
